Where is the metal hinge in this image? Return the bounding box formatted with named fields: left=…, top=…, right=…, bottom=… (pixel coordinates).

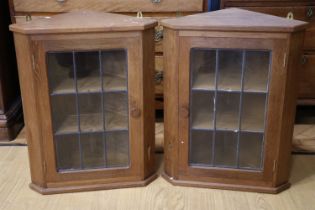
left=31, top=54, right=36, bottom=70
left=147, top=146, right=151, bottom=161
left=43, top=161, right=47, bottom=174
left=283, top=53, right=287, bottom=68
left=273, top=160, right=278, bottom=172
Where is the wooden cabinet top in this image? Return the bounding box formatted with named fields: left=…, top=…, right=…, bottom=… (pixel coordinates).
left=161, top=8, right=308, bottom=32
left=9, top=11, right=158, bottom=34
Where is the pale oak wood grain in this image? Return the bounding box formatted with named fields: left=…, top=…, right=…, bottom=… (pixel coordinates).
left=0, top=147, right=315, bottom=210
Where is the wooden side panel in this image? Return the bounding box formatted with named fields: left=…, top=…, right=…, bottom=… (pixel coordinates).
left=13, top=0, right=204, bottom=13
left=163, top=28, right=179, bottom=178
left=142, top=29, right=156, bottom=179
left=299, top=53, right=315, bottom=98
left=13, top=33, right=46, bottom=187
left=275, top=31, right=305, bottom=186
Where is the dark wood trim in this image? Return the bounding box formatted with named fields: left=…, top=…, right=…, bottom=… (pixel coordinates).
left=8, top=0, right=16, bottom=23
left=30, top=173, right=158, bottom=195
left=162, top=172, right=290, bottom=194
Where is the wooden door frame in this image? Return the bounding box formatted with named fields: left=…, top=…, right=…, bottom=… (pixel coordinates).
left=177, top=32, right=289, bottom=187
left=31, top=32, right=145, bottom=187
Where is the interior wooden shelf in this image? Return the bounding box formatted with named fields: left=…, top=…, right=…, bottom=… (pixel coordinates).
left=55, top=113, right=128, bottom=135
left=243, top=72, right=268, bottom=93
left=103, top=74, right=127, bottom=92
left=216, top=112, right=239, bottom=130
left=192, top=73, right=215, bottom=90
left=192, top=79, right=268, bottom=93
left=51, top=75, right=127, bottom=94
left=193, top=113, right=265, bottom=132
left=51, top=77, right=76, bottom=94
left=191, top=112, right=214, bottom=129
left=241, top=117, right=264, bottom=132
left=105, top=112, right=128, bottom=131
left=191, top=69, right=268, bottom=93
left=55, top=114, right=102, bottom=134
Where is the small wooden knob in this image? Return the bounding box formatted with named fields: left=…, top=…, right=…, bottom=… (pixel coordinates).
left=131, top=108, right=141, bottom=118
left=180, top=106, right=189, bottom=118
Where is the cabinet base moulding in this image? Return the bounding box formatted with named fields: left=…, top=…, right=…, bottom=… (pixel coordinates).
left=29, top=173, right=158, bottom=195
left=0, top=99, right=24, bottom=141
left=161, top=172, right=290, bottom=194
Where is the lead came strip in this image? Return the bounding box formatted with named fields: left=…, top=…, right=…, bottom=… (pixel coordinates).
left=211, top=49, right=219, bottom=166
left=236, top=50, right=246, bottom=168
left=99, top=50, right=107, bottom=168
left=73, top=51, right=84, bottom=170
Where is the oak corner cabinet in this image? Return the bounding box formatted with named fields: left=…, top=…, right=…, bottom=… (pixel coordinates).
left=161, top=8, right=307, bottom=193
left=10, top=11, right=158, bottom=194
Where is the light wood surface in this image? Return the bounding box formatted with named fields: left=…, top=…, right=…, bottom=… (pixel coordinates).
left=10, top=11, right=158, bottom=34
left=293, top=124, right=315, bottom=152
left=0, top=145, right=315, bottom=209
left=161, top=8, right=308, bottom=32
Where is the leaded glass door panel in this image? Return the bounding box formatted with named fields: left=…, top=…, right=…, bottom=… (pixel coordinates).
left=178, top=36, right=287, bottom=183
left=48, top=50, right=129, bottom=171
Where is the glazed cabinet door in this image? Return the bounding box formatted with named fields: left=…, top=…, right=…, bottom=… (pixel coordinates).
left=178, top=35, right=288, bottom=186
left=33, top=34, right=143, bottom=186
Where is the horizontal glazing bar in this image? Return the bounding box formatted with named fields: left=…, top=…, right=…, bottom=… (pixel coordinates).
left=51, top=90, right=128, bottom=96
left=191, top=89, right=268, bottom=94
left=54, top=129, right=129, bottom=136
left=191, top=128, right=215, bottom=132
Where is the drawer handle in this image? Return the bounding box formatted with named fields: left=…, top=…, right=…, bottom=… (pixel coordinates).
left=137, top=11, right=143, bottom=18
left=56, top=0, right=66, bottom=3
left=155, top=71, right=163, bottom=84
left=301, top=55, right=308, bottom=65
left=287, top=12, right=294, bottom=20
left=151, top=0, right=161, bottom=3
left=155, top=27, right=163, bottom=42
left=25, top=14, right=32, bottom=21
left=307, top=8, right=313, bottom=18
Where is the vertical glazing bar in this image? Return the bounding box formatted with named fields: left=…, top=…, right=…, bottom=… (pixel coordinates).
left=236, top=50, right=246, bottom=168
left=73, top=51, right=83, bottom=169
left=260, top=51, right=273, bottom=169
left=211, top=49, right=219, bottom=166
left=124, top=49, right=130, bottom=165
left=55, top=137, right=60, bottom=171
left=188, top=49, right=193, bottom=165
left=99, top=50, right=107, bottom=168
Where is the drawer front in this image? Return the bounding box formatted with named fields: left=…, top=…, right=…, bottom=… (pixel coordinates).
left=13, top=0, right=204, bottom=13
left=299, top=53, right=315, bottom=98
left=305, top=22, right=315, bottom=50
left=239, top=6, right=315, bottom=22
